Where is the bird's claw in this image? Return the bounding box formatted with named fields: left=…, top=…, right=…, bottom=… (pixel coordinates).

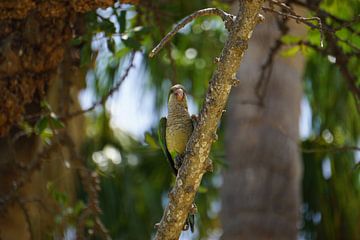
left=191, top=114, right=198, bottom=128
left=175, top=154, right=184, bottom=170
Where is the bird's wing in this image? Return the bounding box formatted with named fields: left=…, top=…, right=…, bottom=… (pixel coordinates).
left=158, top=117, right=178, bottom=175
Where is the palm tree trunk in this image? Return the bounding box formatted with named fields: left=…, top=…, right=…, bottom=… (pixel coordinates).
left=221, top=13, right=304, bottom=239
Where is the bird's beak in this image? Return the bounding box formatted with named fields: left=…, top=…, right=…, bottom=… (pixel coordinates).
left=174, top=88, right=184, bottom=101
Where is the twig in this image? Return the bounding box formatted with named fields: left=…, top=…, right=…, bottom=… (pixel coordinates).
left=289, top=0, right=360, bottom=35
left=270, top=0, right=296, bottom=15
left=287, top=38, right=360, bottom=110
left=60, top=133, right=110, bottom=240
left=23, top=51, right=136, bottom=123
left=154, top=0, right=265, bottom=239
left=262, top=6, right=325, bottom=47
left=149, top=8, right=235, bottom=58
left=256, top=17, right=289, bottom=105
left=266, top=1, right=360, bottom=53
left=302, top=146, right=360, bottom=153
left=259, top=1, right=360, bottom=110
left=17, top=198, right=34, bottom=240
left=64, top=51, right=136, bottom=119
left=0, top=143, right=56, bottom=212
left=77, top=208, right=92, bottom=240
left=326, top=32, right=360, bottom=111
left=333, top=14, right=360, bottom=32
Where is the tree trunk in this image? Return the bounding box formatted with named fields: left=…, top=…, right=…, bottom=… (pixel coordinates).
left=221, top=12, right=304, bottom=239
left=0, top=1, right=112, bottom=239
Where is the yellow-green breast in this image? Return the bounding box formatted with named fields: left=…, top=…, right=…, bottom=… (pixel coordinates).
left=166, top=94, right=193, bottom=155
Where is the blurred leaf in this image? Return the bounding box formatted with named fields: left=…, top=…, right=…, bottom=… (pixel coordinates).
left=47, top=181, right=69, bottom=206
left=70, top=37, right=83, bottom=46
left=74, top=201, right=86, bottom=216
left=49, top=113, right=65, bottom=129
left=80, top=43, right=92, bottom=67
left=99, top=18, right=116, bottom=33
left=307, top=29, right=322, bottom=46
left=40, top=100, right=52, bottom=111
left=35, top=117, right=48, bottom=135
left=121, top=35, right=141, bottom=50
left=85, top=219, right=95, bottom=228
left=281, top=45, right=300, bottom=57
left=300, top=44, right=312, bottom=56
left=115, top=47, right=130, bottom=59
left=198, top=186, right=208, bottom=193
left=108, top=38, right=116, bottom=54
left=40, top=128, right=53, bottom=144
left=19, top=121, right=33, bottom=135
left=281, top=35, right=302, bottom=44
left=119, top=10, right=127, bottom=34
left=144, top=132, right=159, bottom=149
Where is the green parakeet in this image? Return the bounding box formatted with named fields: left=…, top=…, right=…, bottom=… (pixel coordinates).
left=158, top=84, right=196, bottom=232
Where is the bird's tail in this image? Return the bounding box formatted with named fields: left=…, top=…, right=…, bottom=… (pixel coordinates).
left=188, top=213, right=195, bottom=233
left=183, top=213, right=195, bottom=233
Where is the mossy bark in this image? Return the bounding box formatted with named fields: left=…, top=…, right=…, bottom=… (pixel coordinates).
left=0, top=1, right=113, bottom=239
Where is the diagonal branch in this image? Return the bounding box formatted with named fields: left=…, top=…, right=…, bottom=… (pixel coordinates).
left=302, top=145, right=360, bottom=153
left=64, top=51, right=136, bottom=119
left=149, top=8, right=235, bottom=58
left=153, top=0, right=266, bottom=239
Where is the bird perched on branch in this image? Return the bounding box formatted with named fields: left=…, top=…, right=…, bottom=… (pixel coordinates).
left=158, top=84, right=196, bottom=232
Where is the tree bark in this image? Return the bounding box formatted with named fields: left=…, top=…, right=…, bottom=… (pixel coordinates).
left=0, top=1, right=112, bottom=239
left=221, top=11, right=304, bottom=240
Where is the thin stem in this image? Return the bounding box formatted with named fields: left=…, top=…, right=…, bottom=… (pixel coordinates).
left=64, top=51, right=136, bottom=119
left=302, top=146, right=360, bottom=153
left=149, top=8, right=234, bottom=58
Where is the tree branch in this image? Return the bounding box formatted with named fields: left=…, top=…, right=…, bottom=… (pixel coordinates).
left=153, top=0, right=266, bottom=239
left=289, top=0, right=360, bottom=35
left=149, top=8, right=235, bottom=58
left=64, top=51, right=136, bottom=119
left=262, top=6, right=325, bottom=47
left=302, top=145, right=360, bottom=153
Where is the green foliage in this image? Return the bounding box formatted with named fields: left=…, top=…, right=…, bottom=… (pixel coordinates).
left=281, top=45, right=300, bottom=57
left=302, top=138, right=360, bottom=240
left=301, top=53, right=360, bottom=238
left=24, top=101, right=66, bottom=144
left=300, top=0, right=360, bottom=237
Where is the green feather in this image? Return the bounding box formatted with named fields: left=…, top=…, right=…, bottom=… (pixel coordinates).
left=158, top=117, right=177, bottom=175
left=188, top=214, right=195, bottom=233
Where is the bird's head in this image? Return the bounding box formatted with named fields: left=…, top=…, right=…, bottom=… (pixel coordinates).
left=168, top=84, right=189, bottom=112
left=169, top=84, right=186, bottom=102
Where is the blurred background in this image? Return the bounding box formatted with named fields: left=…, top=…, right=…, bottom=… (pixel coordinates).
left=0, top=0, right=359, bottom=239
